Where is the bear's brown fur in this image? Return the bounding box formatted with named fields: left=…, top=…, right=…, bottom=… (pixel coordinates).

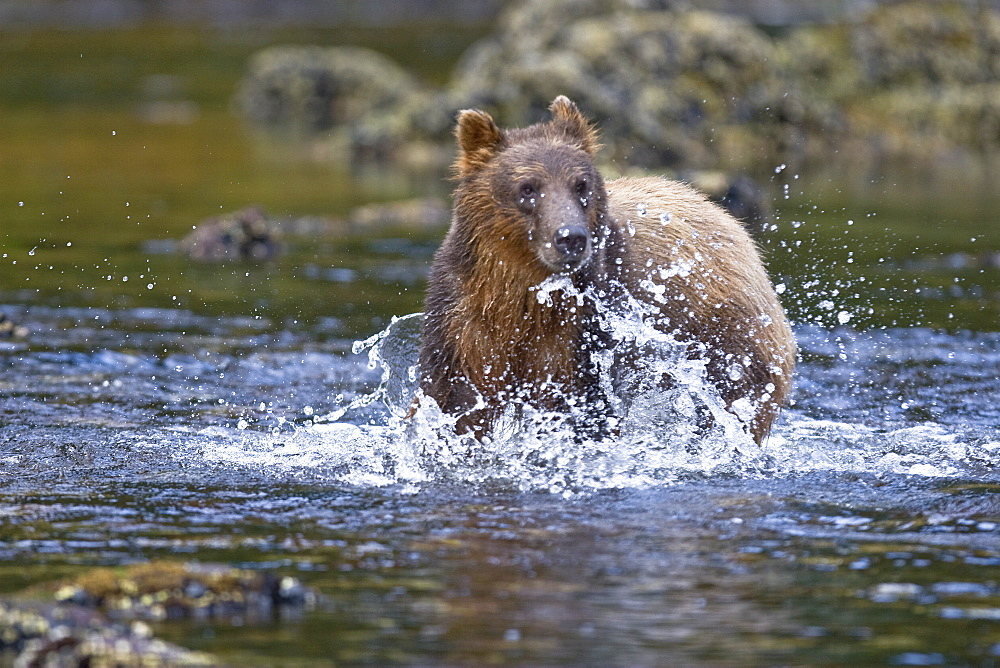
left=418, top=96, right=796, bottom=443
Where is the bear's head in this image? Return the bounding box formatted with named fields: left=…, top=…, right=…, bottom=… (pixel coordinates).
left=452, top=96, right=609, bottom=275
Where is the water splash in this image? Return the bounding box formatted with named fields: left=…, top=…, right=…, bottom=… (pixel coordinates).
left=320, top=312, right=423, bottom=422
left=304, top=290, right=775, bottom=492
left=169, top=314, right=1000, bottom=495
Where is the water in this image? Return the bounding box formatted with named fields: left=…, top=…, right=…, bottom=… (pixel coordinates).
left=2, top=23, right=1000, bottom=667
left=2, top=297, right=999, bottom=664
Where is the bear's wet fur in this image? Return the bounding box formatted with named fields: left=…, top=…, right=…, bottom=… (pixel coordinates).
left=418, top=96, right=796, bottom=443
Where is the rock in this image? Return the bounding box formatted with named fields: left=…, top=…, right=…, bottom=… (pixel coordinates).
left=235, top=45, right=422, bottom=134
left=0, top=560, right=322, bottom=666
left=232, top=0, right=1000, bottom=173
left=50, top=561, right=317, bottom=622
left=448, top=1, right=811, bottom=169
left=181, top=205, right=282, bottom=261
left=781, top=1, right=1000, bottom=159
left=0, top=599, right=215, bottom=667
left=0, top=312, right=27, bottom=339
left=234, top=45, right=452, bottom=168
left=851, top=3, right=1000, bottom=90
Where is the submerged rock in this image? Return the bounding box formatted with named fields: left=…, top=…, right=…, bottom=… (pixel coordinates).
left=901, top=251, right=1000, bottom=273
left=181, top=205, right=282, bottom=261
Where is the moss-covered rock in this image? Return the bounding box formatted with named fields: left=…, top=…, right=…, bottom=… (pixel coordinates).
left=52, top=561, right=314, bottom=622
left=235, top=44, right=453, bottom=168
left=233, top=0, right=1000, bottom=173
left=781, top=2, right=1000, bottom=159
left=235, top=45, right=422, bottom=134
left=343, top=197, right=450, bottom=232
left=449, top=4, right=810, bottom=169
left=1, top=561, right=319, bottom=667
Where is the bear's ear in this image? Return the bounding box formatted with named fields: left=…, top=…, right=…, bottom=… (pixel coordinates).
left=549, top=95, right=601, bottom=156
left=454, top=109, right=504, bottom=177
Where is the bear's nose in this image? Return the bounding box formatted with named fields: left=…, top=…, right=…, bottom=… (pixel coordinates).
left=553, top=225, right=589, bottom=259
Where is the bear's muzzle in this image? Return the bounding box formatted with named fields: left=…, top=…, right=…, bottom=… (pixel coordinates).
left=553, top=225, right=590, bottom=265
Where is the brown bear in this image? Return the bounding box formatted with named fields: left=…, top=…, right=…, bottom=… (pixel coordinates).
left=418, top=96, right=795, bottom=444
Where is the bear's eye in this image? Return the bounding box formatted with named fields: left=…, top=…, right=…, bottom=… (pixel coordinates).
left=575, top=179, right=589, bottom=197
left=520, top=183, right=536, bottom=199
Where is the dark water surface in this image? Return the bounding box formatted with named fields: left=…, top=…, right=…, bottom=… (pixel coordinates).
left=2, top=24, right=1000, bottom=667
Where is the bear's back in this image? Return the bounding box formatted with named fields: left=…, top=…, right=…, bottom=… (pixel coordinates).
left=605, top=176, right=779, bottom=317
left=603, top=176, right=795, bottom=440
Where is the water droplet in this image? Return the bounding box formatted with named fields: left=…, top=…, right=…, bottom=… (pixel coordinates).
left=636, top=203, right=647, bottom=216
left=659, top=211, right=672, bottom=224
left=728, top=364, right=745, bottom=381
left=838, top=311, right=853, bottom=325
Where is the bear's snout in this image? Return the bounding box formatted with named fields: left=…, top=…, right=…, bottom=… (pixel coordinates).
left=553, top=225, right=590, bottom=262
left=534, top=192, right=594, bottom=273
